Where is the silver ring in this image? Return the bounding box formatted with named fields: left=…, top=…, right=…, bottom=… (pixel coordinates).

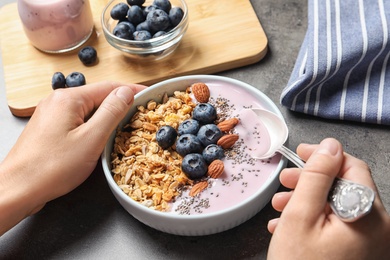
left=328, top=178, right=375, bottom=222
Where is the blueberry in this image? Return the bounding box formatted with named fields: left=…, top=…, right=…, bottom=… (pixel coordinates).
left=192, top=103, right=217, bottom=124
left=175, top=134, right=203, bottom=157
left=133, top=30, right=152, bottom=41
left=127, top=5, right=145, bottom=25
left=202, top=144, right=225, bottom=164
left=78, top=46, right=97, bottom=65
left=153, top=31, right=167, bottom=38
left=113, top=22, right=134, bottom=40
left=143, top=5, right=159, bottom=16
left=65, top=72, right=86, bottom=87
left=153, top=0, right=171, bottom=13
left=110, top=3, right=129, bottom=20
left=51, top=72, right=66, bottom=90
left=178, top=119, right=200, bottom=135
left=169, top=7, right=184, bottom=27
left=181, top=153, right=208, bottom=179
left=127, top=0, right=145, bottom=6
left=147, top=9, right=171, bottom=33
left=156, top=125, right=177, bottom=149
left=197, top=124, right=223, bottom=146
left=118, top=20, right=136, bottom=34
left=136, top=21, right=150, bottom=32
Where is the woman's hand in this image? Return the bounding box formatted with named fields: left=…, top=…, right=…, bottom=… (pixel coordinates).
left=267, top=138, right=390, bottom=259
left=0, top=81, right=146, bottom=235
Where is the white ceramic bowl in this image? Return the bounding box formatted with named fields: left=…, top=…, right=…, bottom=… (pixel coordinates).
left=101, top=75, right=287, bottom=236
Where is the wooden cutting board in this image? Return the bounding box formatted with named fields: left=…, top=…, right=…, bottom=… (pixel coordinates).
left=0, top=0, right=268, bottom=117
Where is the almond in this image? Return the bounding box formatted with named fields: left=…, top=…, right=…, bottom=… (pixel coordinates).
left=191, top=82, right=210, bottom=103
left=217, top=118, right=239, bottom=132
left=189, top=181, right=208, bottom=197
left=207, top=160, right=224, bottom=179
left=217, top=134, right=239, bottom=149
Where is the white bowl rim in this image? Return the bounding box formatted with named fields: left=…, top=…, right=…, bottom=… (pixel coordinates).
left=101, top=75, right=287, bottom=221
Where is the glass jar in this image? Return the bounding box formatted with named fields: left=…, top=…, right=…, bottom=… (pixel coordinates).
left=17, top=0, right=94, bottom=53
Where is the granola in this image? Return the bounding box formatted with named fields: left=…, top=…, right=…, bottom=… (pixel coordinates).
left=111, top=90, right=197, bottom=211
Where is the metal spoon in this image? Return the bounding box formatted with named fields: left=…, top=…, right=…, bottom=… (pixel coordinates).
left=247, top=108, right=375, bottom=222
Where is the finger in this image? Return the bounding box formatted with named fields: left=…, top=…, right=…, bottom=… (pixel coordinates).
left=78, top=81, right=146, bottom=114
left=340, top=152, right=378, bottom=191
left=82, top=86, right=138, bottom=144
left=271, top=191, right=293, bottom=212
left=267, top=218, right=279, bottom=233
left=279, top=168, right=300, bottom=189
left=296, top=143, right=318, bottom=161
left=283, top=138, right=344, bottom=225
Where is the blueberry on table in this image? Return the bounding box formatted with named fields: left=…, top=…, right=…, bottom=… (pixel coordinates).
left=202, top=144, right=225, bottom=164
left=197, top=124, right=223, bottom=146
left=178, top=119, right=200, bottom=135
left=113, top=22, right=134, bottom=40
left=153, top=0, right=172, bottom=13
left=169, top=7, right=184, bottom=27
left=110, top=3, right=130, bottom=20
left=181, top=153, right=208, bottom=179
left=65, top=72, right=86, bottom=87
left=156, top=125, right=177, bottom=149
left=127, top=0, right=145, bottom=6
left=127, top=5, right=145, bottom=26
left=192, top=103, right=217, bottom=124
left=51, top=72, right=66, bottom=90
left=175, top=134, right=203, bottom=157
left=78, top=46, right=97, bottom=65
left=147, top=9, right=171, bottom=33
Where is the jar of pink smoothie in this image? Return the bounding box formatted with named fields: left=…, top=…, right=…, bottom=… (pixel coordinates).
left=17, top=0, right=94, bottom=53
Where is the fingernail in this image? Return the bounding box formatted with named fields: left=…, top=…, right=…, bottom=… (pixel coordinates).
left=317, top=139, right=338, bottom=156
left=116, top=87, right=134, bottom=105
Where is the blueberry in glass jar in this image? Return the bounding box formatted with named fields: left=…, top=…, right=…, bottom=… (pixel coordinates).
left=153, top=31, right=167, bottom=38
left=127, top=0, right=145, bottom=6
left=110, top=3, right=129, bottom=20
left=178, top=119, right=200, bottom=136
left=147, top=9, right=171, bottom=33
left=143, top=5, right=159, bottom=16
left=202, top=144, right=225, bottom=164
left=175, top=134, right=203, bottom=157
left=119, top=20, right=136, bottom=33
left=197, top=124, right=223, bottom=146
left=181, top=153, right=208, bottom=179
left=127, top=5, right=145, bottom=25
left=136, top=21, right=150, bottom=32
left=51, top=72, right=66, bottom=90
left=192, top=103, right=217, bottom=124
left=113, top=22, right=134, bottom=40
left=133, top=30, right=152, bottom=41
left=169, top=7, right=184, bottom=27
left=153, top=0, right=172, bottom=13
left=156, top=125, right=177, bottom=149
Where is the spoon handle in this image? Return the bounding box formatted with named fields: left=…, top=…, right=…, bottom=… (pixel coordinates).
left=277, top=145, right=375, bottom=222
left=278, top=145, right=305, bottom=168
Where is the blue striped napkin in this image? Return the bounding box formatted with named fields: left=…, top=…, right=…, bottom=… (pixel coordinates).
left=280, top=0, right=390, bottom=125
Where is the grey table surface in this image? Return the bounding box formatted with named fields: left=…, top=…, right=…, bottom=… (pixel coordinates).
left=1, top=0, right=390, bottom=259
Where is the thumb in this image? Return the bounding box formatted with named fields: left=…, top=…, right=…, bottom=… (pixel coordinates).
left=284, top=138, right=344, bottom=225
left=84, top=86, right=135, bottom=143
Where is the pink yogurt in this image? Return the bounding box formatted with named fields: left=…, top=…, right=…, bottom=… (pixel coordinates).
left=17, top=0, right=94, bottom=53
left=170, top=82, right=282, bottom=215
